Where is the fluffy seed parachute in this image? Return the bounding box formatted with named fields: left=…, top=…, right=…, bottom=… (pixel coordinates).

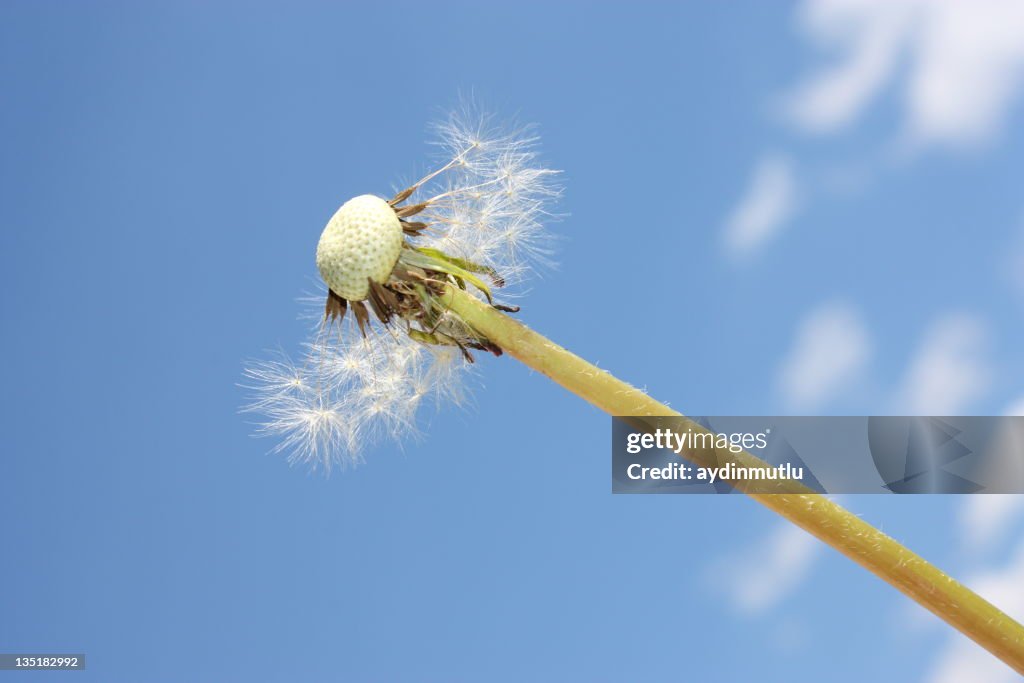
left=242, top=109, right=561, bottom=472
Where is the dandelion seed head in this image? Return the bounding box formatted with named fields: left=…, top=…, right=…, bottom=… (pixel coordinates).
left=244, top=104, right=558, bottom=471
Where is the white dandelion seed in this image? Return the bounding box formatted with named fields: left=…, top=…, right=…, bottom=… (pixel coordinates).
left=242, top=107, right=560, bottom=472
left=242, top=354, right=359, bottom=472
left=419, top=108, right=562, bottom=284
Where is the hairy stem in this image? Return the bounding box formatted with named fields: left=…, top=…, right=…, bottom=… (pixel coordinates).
left=442, top=285, right=1024, bottom=674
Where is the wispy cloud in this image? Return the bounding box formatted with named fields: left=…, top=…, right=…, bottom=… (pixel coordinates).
left=786, top=0, right=912, bottom=134
left=893, top=314, right=991, bottom=414
left=787, top=0, right=1024, bottom=149
left=960, top=496, right=1024, bottom=555
left=722, top=155, right=799, bottom=257
left=777, top=302, right=871, bottom=411
left=708, top=523, right=820, bottom=616
left=925, top=540, right=1024, bottom=683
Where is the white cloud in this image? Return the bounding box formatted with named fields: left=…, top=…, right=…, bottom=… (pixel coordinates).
left=1006, top=397, right=1024, bottom=416
left=894, top=314, right=991, bottom=414
left=723, top=155, right=799, bottom=256
left=960, top=496, right=1024, bottom=554
left=778, top=303, right=871, bottom=411
left=906, top=1, right=1024, bottom=147
left=787, top=0, right=913, bottom=133
left=709, top=523, right=821, bottom=615
left=925, top=540, right=1024, bottom=683
left=787, top=0, right=1024, bottom=148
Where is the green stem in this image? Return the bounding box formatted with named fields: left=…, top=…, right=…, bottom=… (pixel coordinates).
left=442, top=285, right=1024, bottom=674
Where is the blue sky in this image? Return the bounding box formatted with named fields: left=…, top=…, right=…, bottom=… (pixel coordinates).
left=2, top=1, right=1024, bottom=681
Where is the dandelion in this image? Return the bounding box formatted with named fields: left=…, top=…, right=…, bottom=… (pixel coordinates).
left=242, top=106, right=560, bottom=472
left=240, top=106, right=1024, bottom=672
